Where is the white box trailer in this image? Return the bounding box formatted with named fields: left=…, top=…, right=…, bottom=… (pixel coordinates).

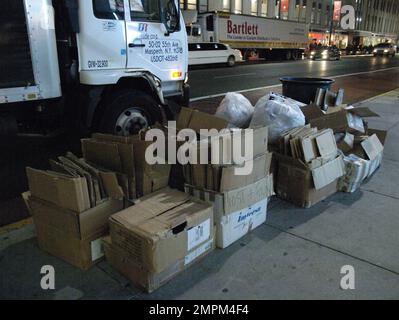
left=194, top=12, right=309, bottom=60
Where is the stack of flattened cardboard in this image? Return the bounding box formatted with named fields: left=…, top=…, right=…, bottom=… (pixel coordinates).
left=179, top=107, right=274, bottom=248
left=338, top=130, right=386, bottom=193
left=24, top=154, right=126, bottom=270
left=274, top=126, right=345, bottom=208
left=82, top=133, right=171, bottom=199
left=302, top=103, right=386, bottom=193
left=106, top=188, right=215, bottom=293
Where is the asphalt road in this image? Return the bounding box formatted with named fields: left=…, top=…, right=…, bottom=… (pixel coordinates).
left=189, top=55, right=399, bottom=99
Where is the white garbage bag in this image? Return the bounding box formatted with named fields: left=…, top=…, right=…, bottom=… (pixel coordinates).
left=250, top=92, right=305, bottom=143
left=215, top=92, right=254, bottom=128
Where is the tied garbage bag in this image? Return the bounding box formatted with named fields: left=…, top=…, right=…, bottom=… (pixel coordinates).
left=250, top=92, right=305, bottom=143
left=215, top=92, right=254, bottom=128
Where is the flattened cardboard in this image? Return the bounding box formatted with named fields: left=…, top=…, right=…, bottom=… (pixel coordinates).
left=109, top=188, right=213, bottom=273
left=361, top=134, right=384, bottom=160
left=177, top=107, right=229, bottom=133
left=312, top=156, right=345, bottom=190
left=217, top=152, right=272, bottom=192
left=26, top=167, right=90, bottom=213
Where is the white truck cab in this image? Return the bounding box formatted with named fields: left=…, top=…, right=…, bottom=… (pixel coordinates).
left=0, top=0, right=189, bottom=136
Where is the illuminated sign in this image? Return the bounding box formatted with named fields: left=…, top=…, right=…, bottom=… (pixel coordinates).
left=333, top=1, right=342, bottom=21
left=280, top=0, right=289, bottom=13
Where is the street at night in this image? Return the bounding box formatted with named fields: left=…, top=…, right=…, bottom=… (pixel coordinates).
left=1, top=0, right=399, bottom=306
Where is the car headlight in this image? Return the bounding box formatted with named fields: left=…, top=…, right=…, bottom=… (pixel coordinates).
left=310, top=51, right=315, bottom=55
left=322, top=50, right=328, bottom=55
left=373, top=49, right=377, bottom=53
left=384, top=49, right=389, bottom=53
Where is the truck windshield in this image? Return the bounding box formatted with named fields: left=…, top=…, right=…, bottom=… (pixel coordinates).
left=93, top=0, right=160, bottom=21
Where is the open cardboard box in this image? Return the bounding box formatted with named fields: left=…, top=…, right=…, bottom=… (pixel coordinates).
left=23, top=192, right=125, bottom=270
left=82, top=133, right=171, bottom=199
left=186, top=174, right=274, bottom=248
left=109, top=188, right=214, bottom=274
left=274, top=153, right=344, bottom=208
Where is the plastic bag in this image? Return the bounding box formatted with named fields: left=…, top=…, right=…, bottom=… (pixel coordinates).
left=215, top=92, right=254, bottom=128
left=250, top=92, right=305, bottom=143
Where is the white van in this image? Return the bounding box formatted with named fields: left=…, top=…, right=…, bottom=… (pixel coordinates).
left=188, top=43, right=243, bottom=67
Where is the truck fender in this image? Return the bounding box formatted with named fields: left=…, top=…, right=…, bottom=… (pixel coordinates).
left=122, top=71, right=165, bottom=105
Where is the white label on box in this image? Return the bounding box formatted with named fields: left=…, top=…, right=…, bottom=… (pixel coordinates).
left=218, top=199, right=268, bottom=249
left=185, top=239, right=213, bottom=266
left=187, top=219, right=211, bottom=251
left=91, top=238, right=104, bottom=262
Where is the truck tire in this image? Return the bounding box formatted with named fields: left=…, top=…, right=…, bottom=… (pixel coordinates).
left=98, top=90, right=162, bottom=136
left=227, top=55, right=236, bottom=67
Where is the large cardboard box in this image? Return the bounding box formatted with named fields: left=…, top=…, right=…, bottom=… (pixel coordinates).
left=109, top=188, right=214, bottom=273
left=103, top=233, right=215, bottom=293
left=274, top=153, right=342, bottom=208
left=186, top=175, right=274, bottom=248
left=23, top=193, right=124, bottom=270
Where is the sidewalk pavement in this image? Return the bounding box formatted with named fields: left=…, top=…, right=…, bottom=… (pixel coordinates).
left=1, top=89, right=399, bottom=300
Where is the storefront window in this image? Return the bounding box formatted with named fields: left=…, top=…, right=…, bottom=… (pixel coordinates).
left=235, top=0, right=242, bottom=14
left=261, top=0, right=268, bottom=17
left=251, top=0, right=258, bottom=15
left=222, top=0, right=231, bottom=12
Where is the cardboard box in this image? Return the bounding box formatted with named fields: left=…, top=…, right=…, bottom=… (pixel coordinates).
left=23, top=192, right=124, bottom=270
left=103, top=234, right=214, bottom=293
left=109, top=188, right=214, bottom=273
left=338, top=133, right=385, bottom=193
left=186, top=174, right=274, bottom=248
left=274, top=153, right=341, bottom=208
left=301, top=104, right=379, bottom=134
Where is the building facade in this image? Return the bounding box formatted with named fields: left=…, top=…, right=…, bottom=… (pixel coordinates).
left=180, top=0, right=399, bottom=48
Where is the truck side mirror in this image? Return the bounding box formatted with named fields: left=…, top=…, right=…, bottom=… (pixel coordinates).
left=159, top=0, right=180, bottom=34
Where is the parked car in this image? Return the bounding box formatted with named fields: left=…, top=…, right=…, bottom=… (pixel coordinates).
left=373, top=43, right=397, bottom=57
left=310, top=46, right=341, bottom=61
left=188, top=43, right=243, bottom=67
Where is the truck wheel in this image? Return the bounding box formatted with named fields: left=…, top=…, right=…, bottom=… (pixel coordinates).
left=227, top=56, right=236, bottom=67
left=98, top=90, right=162, bottom=136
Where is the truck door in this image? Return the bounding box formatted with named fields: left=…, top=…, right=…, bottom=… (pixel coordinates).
left=78, top=0, right=127, bottom=84
left=124, top=0, right=186, bottom=92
